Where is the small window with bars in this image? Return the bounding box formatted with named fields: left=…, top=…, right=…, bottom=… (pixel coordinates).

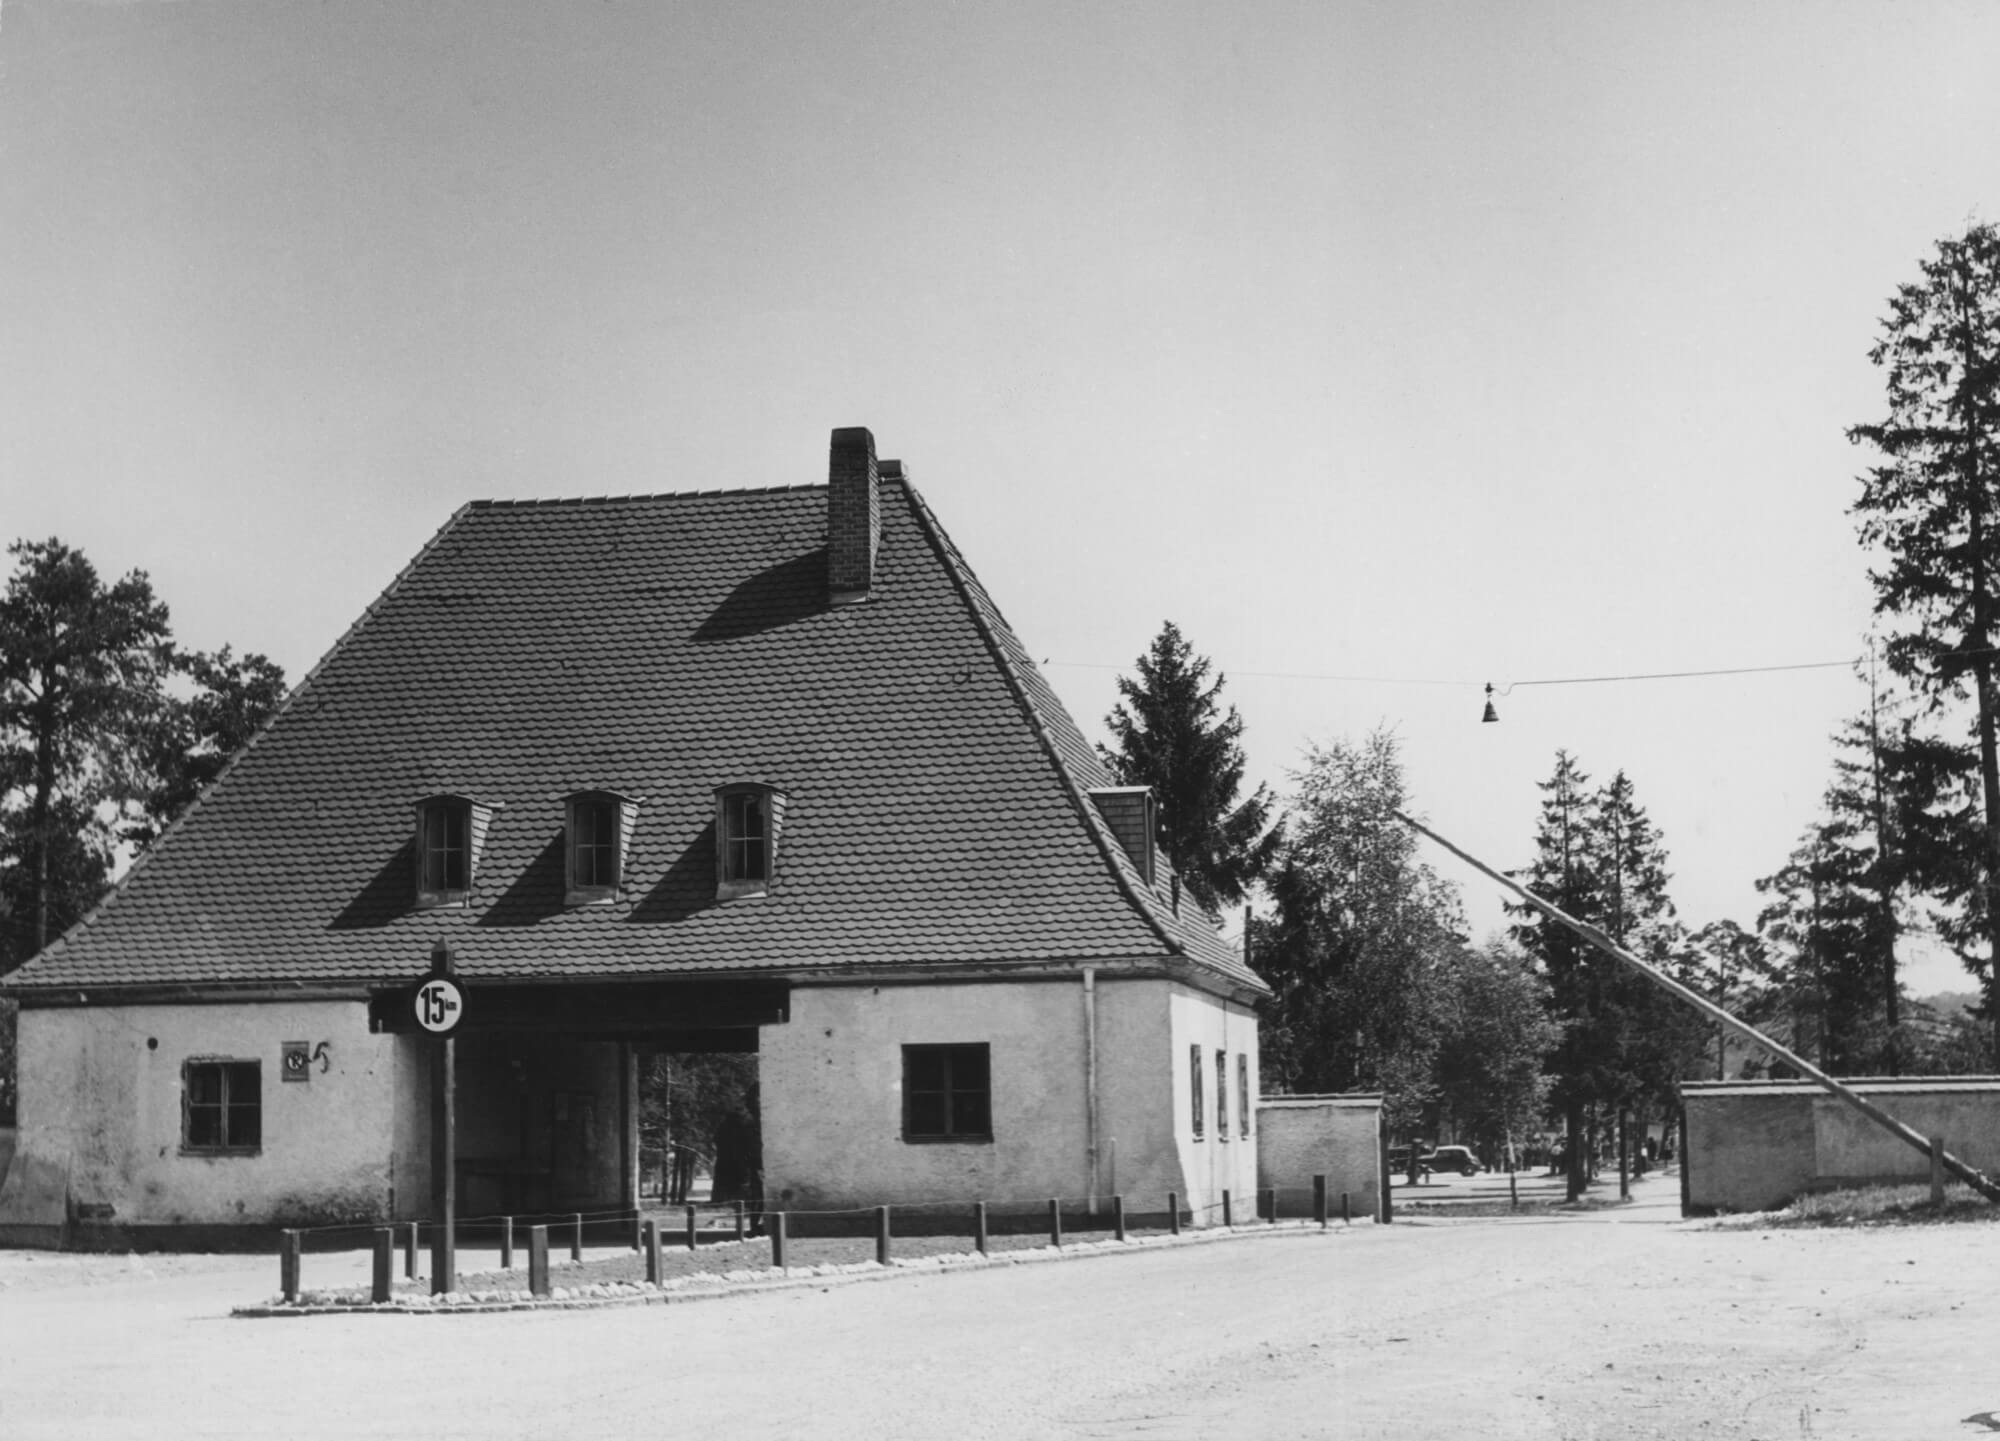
left=1238, top=1052, right=1252, bottom=1139
left=183, top=1060, right=261, bottom=1154
left=1216, top=1048, right=1230, bottom=1142
left=1190, top=1044, right=1204, bottom=1139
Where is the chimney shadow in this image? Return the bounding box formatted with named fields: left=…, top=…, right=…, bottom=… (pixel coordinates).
left=627, top=828, right=720, bottom=925
left=693, top=548, right=827, bottom=644
left=475, top=832, right=568, bottom=928
left=329, top=842, right=416, bottom=929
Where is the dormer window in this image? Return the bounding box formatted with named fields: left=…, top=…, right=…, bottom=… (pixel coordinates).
left=414, top=795, right=497, bottom=908
left=566, top=791, right=637, bottom=906
left=715, top=783, right=787, bottom=900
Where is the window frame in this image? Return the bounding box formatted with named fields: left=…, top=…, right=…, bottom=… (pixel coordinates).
left=714, top=783, right=780, bottom=899
left=181, top=1058, right=262, bottom=1156
left=901, top=1042, right=993, bottom=1144
left=414, top=796, right=472, bottom=908
left=565, top=792, right=626, bottom=905
left=1190, top=1044, right=1204, bottom=1139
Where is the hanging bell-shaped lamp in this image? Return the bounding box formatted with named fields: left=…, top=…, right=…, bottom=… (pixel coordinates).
left=1481, top=683, right=1499, bottom=724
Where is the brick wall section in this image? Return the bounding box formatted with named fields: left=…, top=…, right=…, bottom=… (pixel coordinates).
left=828, top=426, right=879, bottom=597
left=1088, top=787, right=1154, bottom=885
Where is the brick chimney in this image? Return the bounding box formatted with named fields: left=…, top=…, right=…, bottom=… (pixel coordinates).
left=828, top=426, right=880, bottom=603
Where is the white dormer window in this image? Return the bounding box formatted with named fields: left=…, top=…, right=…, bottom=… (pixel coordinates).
left=715, top=783, right=786, bottom=900
left=414, top=795, right=497, bottom=908
left=566, top=791, right=637, bottom=905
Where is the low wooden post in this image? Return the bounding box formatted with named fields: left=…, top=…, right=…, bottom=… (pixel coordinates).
left=771, top=1211, right=788, bottom=1270
left=631, top=1209, right=643, bottom=1252
left=1509, top=1167, right=1519, bottom=1211
left=528, top=1225, right=550, bottom=1297
left=1221, top=1189, right=1233, bottom=1227
left=1341, top=1191, right=1351, bottom=1225
left=1168, top=1191, right=1181, bottom=1236
left=1313, top=1175, right=1328, bottom=1229
left=875, top=1205, right=892, bottom=1266
left=1048, top=1198, right=1063, bottom=1248
left=372, top=1227, right=395, bottom=1304
left=404, top=1221, right=419, bottom=1280
left=973, top=1201, right=989, bottom=1255
left=570, top=1212, right=583, bottom=1263
left=733, top=1201, right=745, bottom=1241
left=279, top=1230, right=302, bottom=1303
left=500, top=1216, right=515, bottom=1271
left=1113, top=1194, right=1126, bottom=1241
left=644, top=1219, right=662, bottom=1284
left=1931, top=1136, right=1947, bottom=1206
left=685, top=1204, right=699, bottom=1251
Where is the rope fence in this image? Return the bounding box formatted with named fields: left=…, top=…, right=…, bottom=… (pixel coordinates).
left=271, top=1177, right=1364, bottom=1304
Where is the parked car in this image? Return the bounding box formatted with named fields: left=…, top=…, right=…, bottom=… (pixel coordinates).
left=1422, top=1145, right=1481, bottom=1176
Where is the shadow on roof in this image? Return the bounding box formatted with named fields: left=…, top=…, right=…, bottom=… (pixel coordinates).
left=626, top=827, right=721, bottom=925
left=476, top=832, right=567, bottom=927
left=692, top=548, right=828, bottom=644
left=329, top=842, right=416, bottom=930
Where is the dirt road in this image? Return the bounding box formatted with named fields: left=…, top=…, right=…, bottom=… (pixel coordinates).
left=2, top=1171, right=1995, bottom=1440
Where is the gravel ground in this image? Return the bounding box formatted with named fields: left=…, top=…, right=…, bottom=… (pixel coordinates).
left=4, top=1166, right=1999, bottom=1440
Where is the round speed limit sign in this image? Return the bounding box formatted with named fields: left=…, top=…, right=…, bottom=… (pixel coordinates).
left=413, top=977, right=465, bottom=1035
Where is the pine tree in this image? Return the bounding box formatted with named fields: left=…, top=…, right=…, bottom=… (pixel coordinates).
left=0, top=539, right=171, bottom=968
left=1850, top=223, right=2000, bottom=1052
left=1102, top=621, right=1279, bottom=911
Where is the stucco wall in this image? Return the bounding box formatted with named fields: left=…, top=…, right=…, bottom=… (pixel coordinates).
left=761, top=976, right=1256, bottom=1220
left=0, top=1001, right=397, bottom=1230
left=1256, top=1096, right=1383, bottom=1219
left=1166, top=983, right=1260, bottom=1223
left=1682, top=1079, right=2000, bottom=1213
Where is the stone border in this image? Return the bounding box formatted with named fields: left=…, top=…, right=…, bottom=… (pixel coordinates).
left=234, top=1217, right=1367, bottom=1318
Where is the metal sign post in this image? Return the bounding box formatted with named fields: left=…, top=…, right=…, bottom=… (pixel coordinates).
left=413, top=941, right=467, bottom=1293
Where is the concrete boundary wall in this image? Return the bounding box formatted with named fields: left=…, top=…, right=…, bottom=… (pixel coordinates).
left=1681, top=1076, right=2000, bottom=1214
left=1255, top=1094, right=1383, bottom=1220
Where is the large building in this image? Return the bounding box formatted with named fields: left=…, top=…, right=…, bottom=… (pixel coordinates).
left=0, top=428, right=1266, bottom=1247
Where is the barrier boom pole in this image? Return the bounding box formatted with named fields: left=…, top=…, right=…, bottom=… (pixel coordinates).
left=1393, top=810, right=2000, bottom=1204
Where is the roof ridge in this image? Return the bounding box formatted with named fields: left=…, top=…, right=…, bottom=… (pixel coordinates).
left=895, top=482, right=1187, bottom=963
left=469, top=484, right=826, bottom=509
left=9, top=503, right=481, bottom=976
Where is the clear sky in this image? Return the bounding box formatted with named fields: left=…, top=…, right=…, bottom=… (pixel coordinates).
left=5, top=1, right=1999, bottom=993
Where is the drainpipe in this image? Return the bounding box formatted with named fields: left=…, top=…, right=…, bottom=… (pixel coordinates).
left=1083, top=968, right=1100, bottom=1215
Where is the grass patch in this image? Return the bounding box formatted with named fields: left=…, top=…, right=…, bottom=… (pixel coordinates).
left=1714, top=1182, right=1999, bottom=1229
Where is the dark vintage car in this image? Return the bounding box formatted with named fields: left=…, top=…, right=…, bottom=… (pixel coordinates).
left=1422, top=1145, right=1482, bottom=1176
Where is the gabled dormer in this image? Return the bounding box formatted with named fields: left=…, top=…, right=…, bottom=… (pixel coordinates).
left=566, top=790, right=640, bottom=906
left=413, top=794, right=500, bottom=908
left=715, top=782, right=788, bottom=900
left=1088, top=785, right=1156, bottom=886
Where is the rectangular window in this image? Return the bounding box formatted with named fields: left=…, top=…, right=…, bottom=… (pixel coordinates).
left=1190, top=1044, right=1204, bottom=1138
left=1238, top=1052, right=1252, bottom=1139
left=902, top=1043, right=991, bottom=1142
left=1216, top=1048, right=1229, bottom=1142
left=183, top=1060, right=261, bottom=1153
left=722, top=791, right=768, bottom=883
left=421, top=802, right=469, bottom=894
left=571, top=798, right=620, bottom=890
